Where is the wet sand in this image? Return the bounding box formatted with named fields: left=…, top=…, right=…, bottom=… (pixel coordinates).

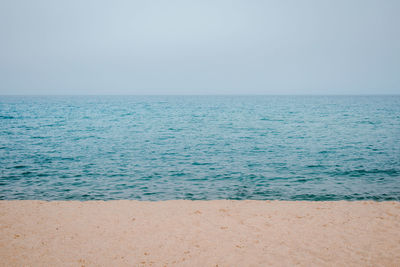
left=1, top=200, right=399, bottom=266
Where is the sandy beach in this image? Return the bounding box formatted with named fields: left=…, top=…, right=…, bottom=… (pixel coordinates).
left=1, top=200, right=399, bottom=266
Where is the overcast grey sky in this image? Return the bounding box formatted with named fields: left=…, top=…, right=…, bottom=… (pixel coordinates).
left=0, top=0, right=399, bottom=95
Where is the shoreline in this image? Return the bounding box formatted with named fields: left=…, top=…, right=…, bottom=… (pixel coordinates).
left=1, top=200, right=400, bottom=266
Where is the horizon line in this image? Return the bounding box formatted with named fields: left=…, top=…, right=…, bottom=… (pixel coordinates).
left=1, top=93, right=400, bottom=97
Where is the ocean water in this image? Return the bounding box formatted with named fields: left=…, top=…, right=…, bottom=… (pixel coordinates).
left=1, top=95, right=399, bottom=201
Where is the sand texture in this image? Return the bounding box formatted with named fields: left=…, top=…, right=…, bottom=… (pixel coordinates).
left=1, top=200, right=400, bottom=266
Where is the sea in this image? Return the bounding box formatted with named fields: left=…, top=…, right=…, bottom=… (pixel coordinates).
left=1, top=95, right=399, bottom=201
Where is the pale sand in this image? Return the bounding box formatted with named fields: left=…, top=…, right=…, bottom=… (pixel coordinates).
left=1, top=201, right=400, bottom=266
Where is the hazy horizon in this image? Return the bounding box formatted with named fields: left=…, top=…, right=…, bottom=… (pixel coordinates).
left=1, top=93, right=400, bottom=96
left=1, top=0, right=399, bottom=95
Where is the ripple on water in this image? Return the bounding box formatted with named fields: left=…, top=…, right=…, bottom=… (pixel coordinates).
left=1, top=95, right=400, bottom=200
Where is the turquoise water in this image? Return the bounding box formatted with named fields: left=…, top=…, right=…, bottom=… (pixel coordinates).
left=1, top=96, right=399, bottom=201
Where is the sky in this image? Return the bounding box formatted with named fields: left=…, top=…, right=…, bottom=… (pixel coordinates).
left=0, top=0, right=399, bottom=95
